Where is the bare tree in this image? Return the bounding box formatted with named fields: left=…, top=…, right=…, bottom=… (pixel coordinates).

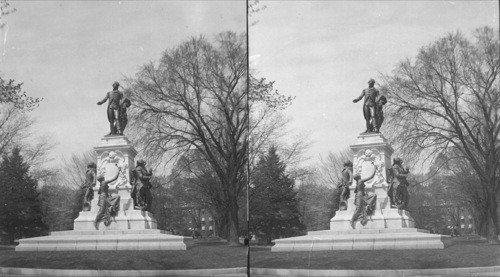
left=1, top=6, right=44, bottom=161
left=127, top=32, right=251, bottom=245
left=60, top=150, right=97, bottom=189
left=0, top=79, right=42, bottom=111
left=0, top=106, right=33, bottom=156
left=0, top=0, right=16, bottom=30
left=0, top=77, right=45, bottom=159
left=382, top=27, right=500, bottom=242
left=317, top=148, right=352, bottom=188
left=297, top=174, right=333, bottom=231
left=166, top=153, right=229, bottom=238
left=0, top=80, right=53, bottom=182
left=249, top=109, right=310, bottom=179
left=248, top=0, right=267, bottom=26
left=126, top=30, right=299, bottom=244
left=445, top=151, right=488, bottom=236
left=39, top=174, right=82, bottom=232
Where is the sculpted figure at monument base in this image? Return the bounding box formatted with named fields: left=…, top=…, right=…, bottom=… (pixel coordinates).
left=94, top=173, right=121, bottom=230
left=350, top=172, right=377, bottom=228
left=81, top=162, right=97, bottom=211
left=388, top=157, right=411, bottom=210
left=332, top=161, right=353, bottom=215
left=131, top=159, right=153, bottom=211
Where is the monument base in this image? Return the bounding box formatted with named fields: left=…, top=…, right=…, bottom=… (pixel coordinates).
left=73, top=209, right=158, bottom=231
left=271, top=228, right=451, bottom=252
left=330, top=208, right=415, bottom=230
left=16, top=134, right=187, bottom=251
left=271, top=132, right=451, bottom=251
left=278, top=203, right=438, bottom=252
left=15, top=229, right=188, bottom=251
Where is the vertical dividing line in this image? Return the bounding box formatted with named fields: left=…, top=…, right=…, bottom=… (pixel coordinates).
left=245, top=0, right=251, bottom=276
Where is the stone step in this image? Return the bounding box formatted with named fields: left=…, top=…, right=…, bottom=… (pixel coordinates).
left=272, top=229, right=451, bottom=251
left=50, top=229, right=168, bottom=236
left=308, top=227, right=429, bottom=235
left=16, top=233, right=189, bottom=251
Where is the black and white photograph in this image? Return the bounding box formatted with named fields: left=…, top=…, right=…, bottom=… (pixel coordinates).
left=0, top=1, right=498, bottom=276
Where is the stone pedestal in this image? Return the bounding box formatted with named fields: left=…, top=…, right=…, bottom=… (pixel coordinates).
left=330, top=133, right=414, bottom=230
left=272, top=133, right=447, bottom=251
left=73, top=135, right=156, bottom=230
left=16, top=135, right=187, bottom=251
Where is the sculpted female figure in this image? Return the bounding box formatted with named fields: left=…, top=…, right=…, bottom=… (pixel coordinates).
left=94, top=171, right=120, bottom=229
left=350, top=170, right=377, bottom=228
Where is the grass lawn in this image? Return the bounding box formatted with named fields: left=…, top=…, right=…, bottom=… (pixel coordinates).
left=0, top=237, right=499, bottom=270
left=251, top=240, right=500, bottom=270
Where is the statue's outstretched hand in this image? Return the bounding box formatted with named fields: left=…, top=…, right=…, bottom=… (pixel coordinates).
left=353, top=99, right=358, bottom=103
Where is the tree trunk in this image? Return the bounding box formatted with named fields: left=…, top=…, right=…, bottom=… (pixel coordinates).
left=227, top=196, right=240, bottom=245
left=8, top=231, right=15, bottom=245
left=478, top=217, right=488, bottom=237
left=266, top=237, right=272, bottom=245
left=214, top=210, right=229, bottom=239
left=486, top=191, right=499, bottom=243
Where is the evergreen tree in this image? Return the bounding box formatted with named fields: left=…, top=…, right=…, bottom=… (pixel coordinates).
left=0, top=147, right=47, bottom=243
left=250, top=146, right=305, bottom=244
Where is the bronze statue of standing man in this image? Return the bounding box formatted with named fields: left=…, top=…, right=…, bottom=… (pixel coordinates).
left=353, top=79, right=380, bottom=133
left=97, top=81, right=124, bottom=135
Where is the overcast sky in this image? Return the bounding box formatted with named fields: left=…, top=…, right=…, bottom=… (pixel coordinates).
left=250, top=0, right=499, bottom=166
left=0, top=1, right=245, bottom=165
left=0, top=1, right=498, bottom=169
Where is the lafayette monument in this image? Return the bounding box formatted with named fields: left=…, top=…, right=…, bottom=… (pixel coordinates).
left=16, top=82, right=187, bottom=251
left=272, top=78, right=449, bottom=251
